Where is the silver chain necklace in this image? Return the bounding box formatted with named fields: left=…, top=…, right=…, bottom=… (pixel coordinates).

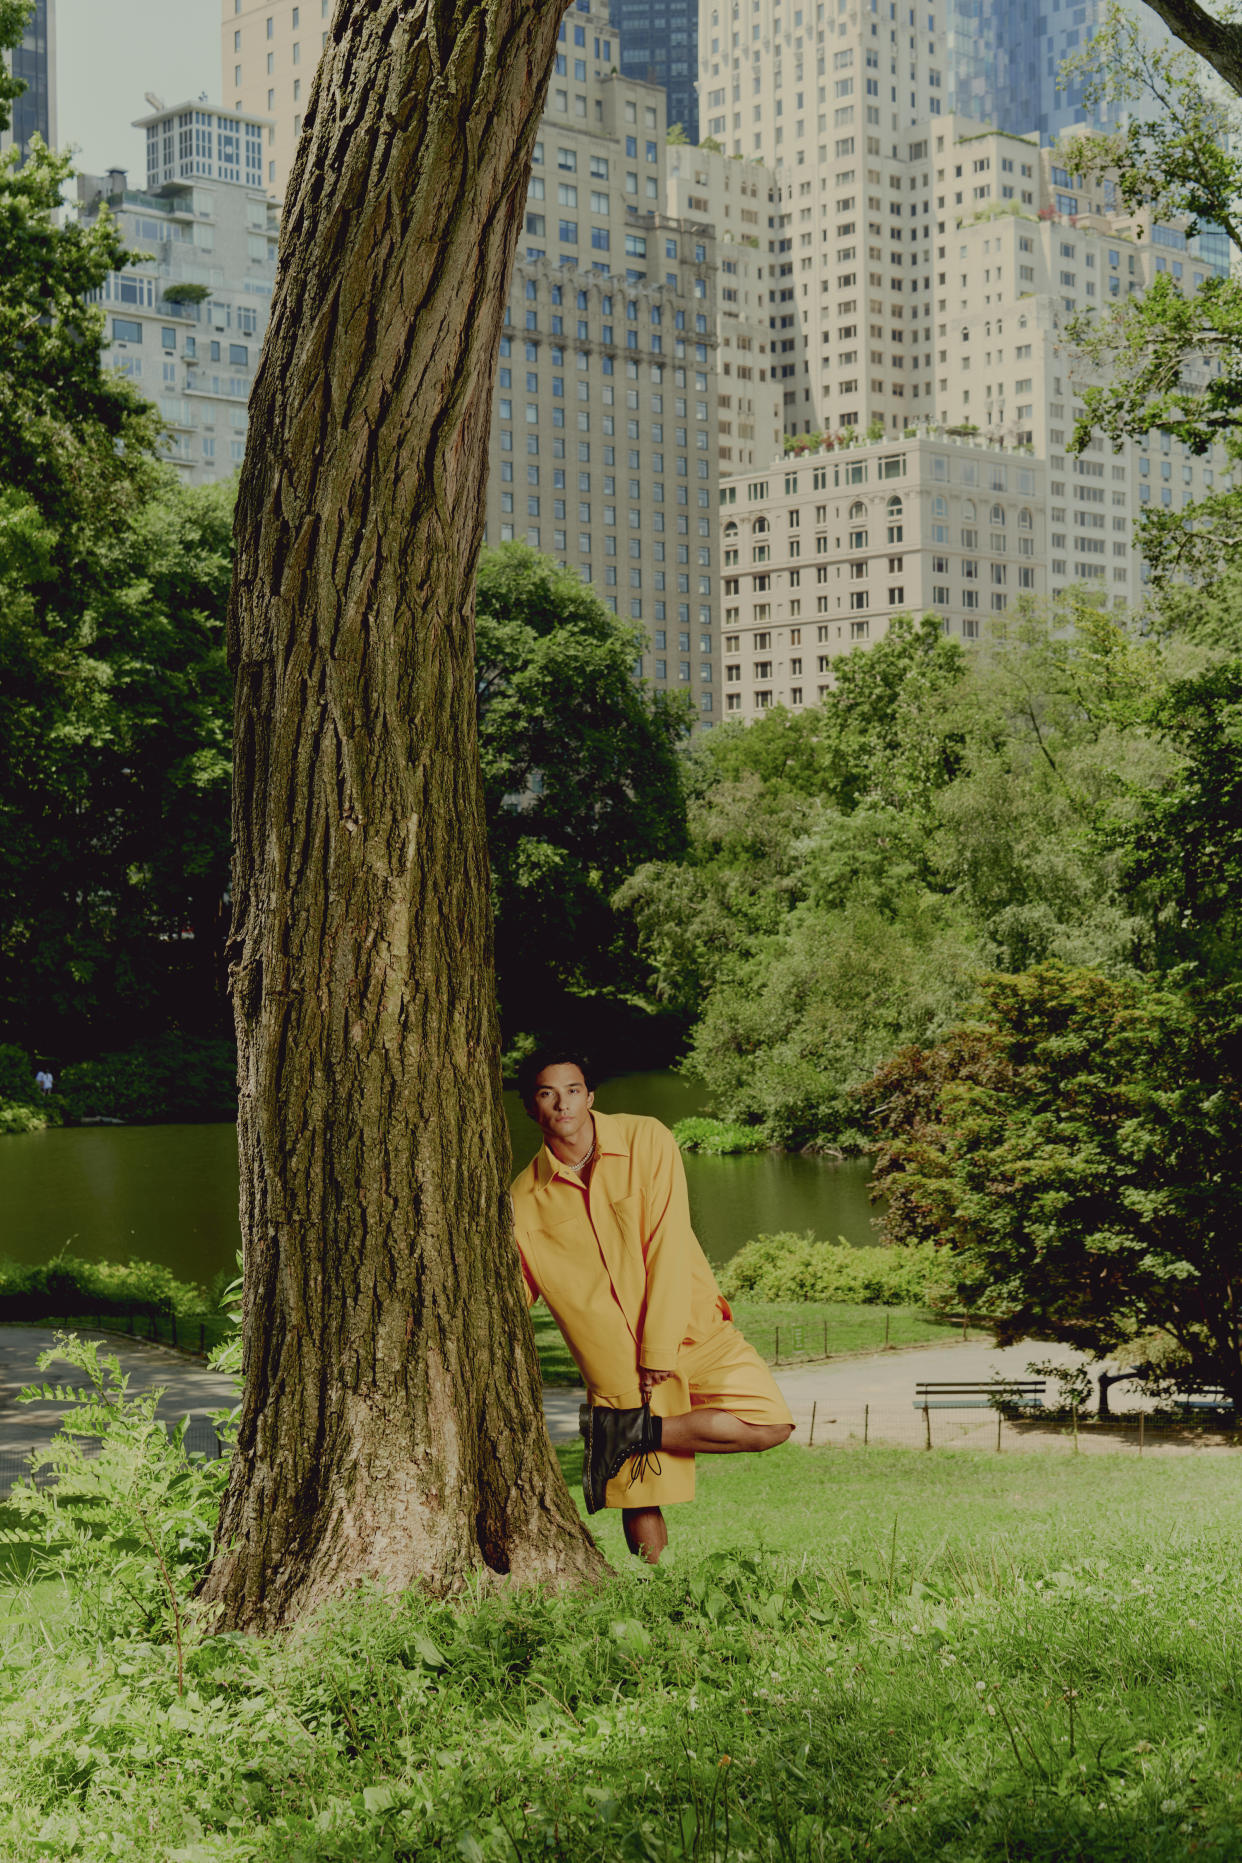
left=568, top=1132, right=596, bottom=1172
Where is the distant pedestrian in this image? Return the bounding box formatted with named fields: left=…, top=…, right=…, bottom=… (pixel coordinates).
left=34, top=1069, right=53, bottom=1094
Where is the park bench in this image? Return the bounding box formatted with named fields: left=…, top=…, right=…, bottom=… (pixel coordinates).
left=1172, top=1388, right=1235, bottom=1415
left=912, top=1381, right=1046, bottom=1411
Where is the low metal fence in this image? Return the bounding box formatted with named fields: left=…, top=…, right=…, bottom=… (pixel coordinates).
left=0, top=1415, right=225, bottom=1496
left=784, top=1401, right=1242, bottom=1453
left=740, top=1312, right=982, bottom=1368
left=0, top=1312, right=235, bottom=1357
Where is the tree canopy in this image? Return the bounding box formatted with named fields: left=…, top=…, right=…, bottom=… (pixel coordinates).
left=863, top=965, right=1242, bottom=1405
left=475, top=544, right=688, bottom=1038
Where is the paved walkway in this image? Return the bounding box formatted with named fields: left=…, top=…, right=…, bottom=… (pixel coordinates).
left=2, top=1326, right=1229, bottom=1483
left=546, top=1337, right=1236, bottom=1457
left=0, top=1326, right=238, bottom=1475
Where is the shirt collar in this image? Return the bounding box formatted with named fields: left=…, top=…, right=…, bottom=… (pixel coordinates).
left=534, top=1108, right=630, bottom=1188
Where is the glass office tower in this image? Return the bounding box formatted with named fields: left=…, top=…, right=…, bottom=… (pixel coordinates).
left=949, top=0, right=1171, bottom=141
left=610, top=0, right=697, bottom=142
left=8, top=0, right=55, bottom=154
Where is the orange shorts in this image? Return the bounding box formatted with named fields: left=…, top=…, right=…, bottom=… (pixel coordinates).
left=595, top=1314, right=794, bottom=1509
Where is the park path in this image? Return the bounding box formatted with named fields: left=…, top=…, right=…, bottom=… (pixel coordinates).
left=0, top=1326, right=237, bottom=1480
left=1, top=1326, right=1227, bottom=1485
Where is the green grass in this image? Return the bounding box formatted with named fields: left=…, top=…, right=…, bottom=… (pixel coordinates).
left=5, top=1443, right=1242, bottom=1859
left=534, top=1300, right=956, bottom=1383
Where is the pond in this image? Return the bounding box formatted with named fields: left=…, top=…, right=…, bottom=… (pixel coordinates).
left=0, top=1069, right=879, bottom=1287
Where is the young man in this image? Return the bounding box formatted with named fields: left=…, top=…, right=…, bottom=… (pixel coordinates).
left=510, top=1047, right=793, bottom=1562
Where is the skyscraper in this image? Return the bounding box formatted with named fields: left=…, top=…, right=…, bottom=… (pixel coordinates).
left=946, top=0, right=1137, bottom=141
left=610, top=0, right=699, bottom=140
left=2, top=0, right=56, bottom=158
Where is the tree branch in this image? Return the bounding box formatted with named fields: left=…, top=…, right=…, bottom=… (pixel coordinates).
left=1141, top=0, right=1242, bottom=99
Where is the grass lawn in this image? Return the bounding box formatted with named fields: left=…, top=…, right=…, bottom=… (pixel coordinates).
left=533, top=1299, right=955, bottom=1383
left=4, top=1442, right=1242, bottom=1859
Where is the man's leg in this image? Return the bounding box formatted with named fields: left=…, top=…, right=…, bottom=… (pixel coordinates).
left=618, top=1414, right=788, bottom=1562
left=659, top=1410, right=793, bottom=1455
left=622, top=1506, right=668, bottom=1563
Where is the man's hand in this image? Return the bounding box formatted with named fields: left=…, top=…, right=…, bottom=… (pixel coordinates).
left=638, top=1367, right=675, bottom=1404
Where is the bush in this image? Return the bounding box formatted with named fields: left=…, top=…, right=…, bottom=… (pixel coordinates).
left=0, top=1042, right=58, bottom=1133
left=673, top=1116, right=769, bottom=1154
left=718, top=1231, right=956, bottom=1307
left=0, top=1099, right=55, bottom=1134
left=10, top=1334, right=229, bottom=1671
left=59, top=1034, right=236, bottom=1125
left=0, top=1253, right=212, bottom=1323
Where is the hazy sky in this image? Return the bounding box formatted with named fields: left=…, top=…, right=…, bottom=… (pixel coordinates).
left=57, top=0, right=221, bottom=180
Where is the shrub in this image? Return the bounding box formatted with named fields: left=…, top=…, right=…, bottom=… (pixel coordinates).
left=673, top=1116, right=769, bottom=1154
left=718, top=1231, right=956, bottom=1307
left=0, top=1042, right=58, bottom=1133
left=59, top=1034, right=236, bottom=1125
left=10, top=1334, right=228, bottom=1673
left=0, top=1253, right=212, bottom=1323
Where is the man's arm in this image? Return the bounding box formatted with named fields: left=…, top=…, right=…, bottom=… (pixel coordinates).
left=637, top=1122, right=695, bottom=1371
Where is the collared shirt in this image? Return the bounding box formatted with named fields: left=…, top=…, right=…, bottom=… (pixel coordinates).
left=510, top=1109, right=726, bottom=1404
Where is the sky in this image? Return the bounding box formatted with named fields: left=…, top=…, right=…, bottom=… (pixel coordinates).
left=56, top=0, right=221, bottom=181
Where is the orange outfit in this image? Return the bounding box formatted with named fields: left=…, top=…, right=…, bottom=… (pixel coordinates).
left=510, top=1109, right=792, bottom=1508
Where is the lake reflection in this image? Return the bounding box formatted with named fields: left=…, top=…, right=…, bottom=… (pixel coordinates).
left=0, top=1069, right=878, bottom=1285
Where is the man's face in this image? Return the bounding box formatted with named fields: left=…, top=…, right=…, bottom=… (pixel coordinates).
left=528, top=1064, right=595, bottom=1151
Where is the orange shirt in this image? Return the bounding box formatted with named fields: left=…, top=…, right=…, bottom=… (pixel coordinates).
left=510, top=1109, right=727, bottom=1406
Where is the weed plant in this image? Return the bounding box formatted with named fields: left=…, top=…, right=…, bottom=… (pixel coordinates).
left=3, top=1352, right=1241, bottom=1861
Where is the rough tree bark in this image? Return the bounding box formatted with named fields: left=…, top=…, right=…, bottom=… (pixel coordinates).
left=199, top=0, right=606, bottom=1632
left=1140, top=0, right=1242, bottom=100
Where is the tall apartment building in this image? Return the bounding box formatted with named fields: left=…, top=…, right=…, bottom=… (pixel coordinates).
left=930, top=118, right=1228, bottom=604
left=482, top=8, right=720, bottom=713
left=719, top=431, right=1046, bottom=712
left=226, top=1, right=720, bottom=712
left=698, top=0, right=948, bottom=442
left=225, top=0, right=330, bottom=196
left=610, top=0, right=700, bottom=140
left=666, top=141, right=784, bottom=470
left=77, top=104, right=277, bottom=488
left=1, top=0, right=55, bottom=159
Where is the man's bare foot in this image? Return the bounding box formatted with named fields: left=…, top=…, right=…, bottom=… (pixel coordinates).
left=622, top=1505, right=668, bottom=1564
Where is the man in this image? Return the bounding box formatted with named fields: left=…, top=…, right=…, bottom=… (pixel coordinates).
left=510, top=1047, right=793, bottom=1562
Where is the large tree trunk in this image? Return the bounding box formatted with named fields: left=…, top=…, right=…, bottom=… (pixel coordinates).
left=199, top=0, right=605, bottom=1633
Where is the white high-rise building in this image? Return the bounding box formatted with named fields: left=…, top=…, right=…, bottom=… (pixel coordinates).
left=77, top=104, right=278, bottom=488
left=483, top=9, right=721, bottom=713
left=699, top=0, right=948, bottom=442
left=719, top=430, right=1046, bottom=713
left=666, top=141, right=785, bottom=471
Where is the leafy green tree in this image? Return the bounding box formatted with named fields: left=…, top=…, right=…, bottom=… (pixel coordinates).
left=475, top=544, right=689, bottom=1035
left=685, top=892, right=981, bottom=1148
left=0, top=4, right=157, bottom=541
left=862, top=966, right=1242, bottom=1406
left=0, top=0, right=190, bottom=1052
left=926, top=601, right=1169, bottom=973
left=1110, top=658, right=1242, bottom=974
left=618, top=617, right=981, bottom=1138
left=1059, top=9, right=1242, bottom=579
left=0, top=476, right=235, bottom=1051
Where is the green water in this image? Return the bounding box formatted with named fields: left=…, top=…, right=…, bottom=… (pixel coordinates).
left=0, top=1070, right=878, bottom=1286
